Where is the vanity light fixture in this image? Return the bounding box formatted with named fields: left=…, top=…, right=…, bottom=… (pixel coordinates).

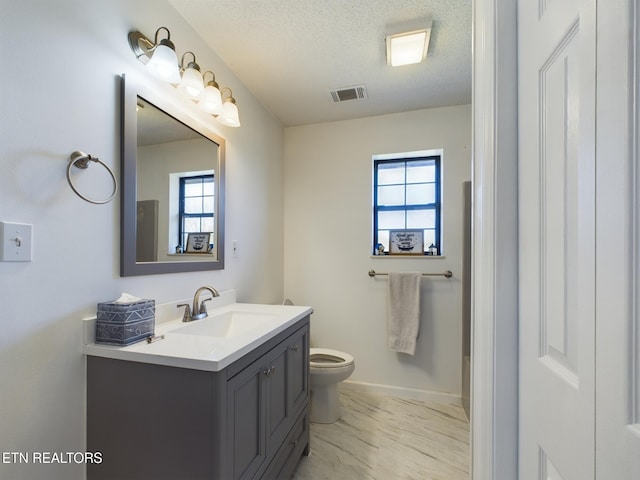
left=386, top=22, right=432, bottom=67
left=218, top=88, right=241, bottom=127
left=178, top=52, right=204, bottom=99
left=199, top=71, right=223, bottom=115
left=128, top=27, right=241, bottom=127
left=129, top=27, right=181, bottom=83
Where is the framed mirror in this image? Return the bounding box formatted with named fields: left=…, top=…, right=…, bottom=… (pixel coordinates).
left=120, top=74, right=225, bottom=276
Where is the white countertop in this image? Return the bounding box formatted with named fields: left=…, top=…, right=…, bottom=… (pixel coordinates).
left=82, top=290, right=312, bottom=372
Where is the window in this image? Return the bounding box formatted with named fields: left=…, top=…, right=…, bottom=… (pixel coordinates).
left=373, top=155, right=441, bottom=255
left=179, top=174, right=214, bottom=249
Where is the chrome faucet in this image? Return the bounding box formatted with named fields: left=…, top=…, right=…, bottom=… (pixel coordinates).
left=192, top=286, right=219, bottom=317
left=177, top=286, right=220, bottom=322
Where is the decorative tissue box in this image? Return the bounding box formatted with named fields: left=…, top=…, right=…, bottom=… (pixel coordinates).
left=95, top=298, right=155, bottom=346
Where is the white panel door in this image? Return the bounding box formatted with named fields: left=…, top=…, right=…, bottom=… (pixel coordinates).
left=518, top=0, right=596, bottom=479
left=594, top=1, right=640, bottom=478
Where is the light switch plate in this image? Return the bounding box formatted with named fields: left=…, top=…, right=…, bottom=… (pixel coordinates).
left=0, top=221, right=33, bottom=262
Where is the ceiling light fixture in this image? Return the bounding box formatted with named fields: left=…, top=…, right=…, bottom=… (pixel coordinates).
left=386, top=21, right=432, bottom=67
left=128, top=27, right=241, bottom=127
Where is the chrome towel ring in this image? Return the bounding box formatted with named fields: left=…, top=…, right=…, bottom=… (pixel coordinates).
left=66, top=151, right=117, bottom=204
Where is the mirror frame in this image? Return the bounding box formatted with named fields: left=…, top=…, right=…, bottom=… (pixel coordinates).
left=120, top=74, right=225, bottom=276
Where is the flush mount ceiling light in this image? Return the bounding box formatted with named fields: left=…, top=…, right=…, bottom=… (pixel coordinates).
left=386, top=21, right=432, bottom=67
left=128, top=27, right=241, bottom=127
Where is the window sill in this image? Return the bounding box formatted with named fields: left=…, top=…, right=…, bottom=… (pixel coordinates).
left=369, top=255, right=446, bottom=259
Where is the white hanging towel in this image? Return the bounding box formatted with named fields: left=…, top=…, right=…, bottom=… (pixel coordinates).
left=387, top=272, right=422, bottom=355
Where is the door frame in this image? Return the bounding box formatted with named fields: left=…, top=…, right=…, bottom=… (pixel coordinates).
left=471, top=0, right=519, bottom=479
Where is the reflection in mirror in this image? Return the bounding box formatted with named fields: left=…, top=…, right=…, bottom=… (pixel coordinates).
left=121, top=74, right=225, bottom=276
left=136, top=98, right=218, bottom=262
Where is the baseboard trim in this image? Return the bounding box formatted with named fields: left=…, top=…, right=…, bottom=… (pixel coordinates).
left=340, top=380, right=462, bottom=406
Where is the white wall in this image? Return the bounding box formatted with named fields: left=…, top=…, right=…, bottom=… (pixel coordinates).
left=283, top=105, right=471, bottom=398
left=0, top=1, right=284, bottom=479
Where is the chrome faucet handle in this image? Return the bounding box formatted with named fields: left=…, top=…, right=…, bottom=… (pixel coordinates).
left=177, top=303, right=191, bottom=322
left=199, top=297, right=212, bottom=315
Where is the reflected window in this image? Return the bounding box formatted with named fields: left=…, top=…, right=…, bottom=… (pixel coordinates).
left=179, top=174, right=214, bottom=250
left=373, top=155, right=441, bottom=254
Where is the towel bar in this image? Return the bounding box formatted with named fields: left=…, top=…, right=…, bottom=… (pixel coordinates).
left=368, top=269, right=453, bottom=278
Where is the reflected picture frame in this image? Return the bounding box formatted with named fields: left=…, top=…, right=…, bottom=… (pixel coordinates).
left=185, top=232, right=212, bottom=253
left=389, top=229, right=424, bottom=255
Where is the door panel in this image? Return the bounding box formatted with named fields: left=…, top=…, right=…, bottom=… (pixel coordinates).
left=518, top=0, right=596, bottom=478
left=539, top=18, right=582, bottom=382
left=594, top=1, right=640, bottom=478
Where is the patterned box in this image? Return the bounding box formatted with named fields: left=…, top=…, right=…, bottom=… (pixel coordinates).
left=95, top=298, right=155, bottom=346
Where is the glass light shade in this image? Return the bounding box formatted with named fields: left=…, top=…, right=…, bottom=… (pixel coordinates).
left=199, top=84, right=223, bottom=115
left=218, top=100, right=241, bottom=127
left=178, top=66, right=204, bottom=99
left=146, top=42, right=180, bottom=83
left=387, top=31, right=428, bottom=67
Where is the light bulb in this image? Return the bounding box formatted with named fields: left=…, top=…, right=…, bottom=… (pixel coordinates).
left=146, top=40, right=180, bottom=83
left=199, top=84, right=223, bottom=115
left=178, top=61, right=204, bottom=99
left=218, top=99, right=241, bottom=127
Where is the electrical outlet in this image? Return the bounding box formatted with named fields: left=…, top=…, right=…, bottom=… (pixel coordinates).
left=0, top=221, right=33, bottom=262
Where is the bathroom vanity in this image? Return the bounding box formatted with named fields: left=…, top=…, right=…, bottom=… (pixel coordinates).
left=83, top=295, right=311, bottom=480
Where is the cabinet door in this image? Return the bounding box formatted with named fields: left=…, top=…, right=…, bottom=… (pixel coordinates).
left=227, top=360, right=265, bottom=480
left=288, top=326, right=309, bottom=416
left=227, top=323, right=310, bottom=479
left=265, top=325, right=309, bottom=454
left=264, top=340, right=290, bottom=454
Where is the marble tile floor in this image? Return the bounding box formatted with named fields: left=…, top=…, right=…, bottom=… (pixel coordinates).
left=292, top=389, right=470, bottom=480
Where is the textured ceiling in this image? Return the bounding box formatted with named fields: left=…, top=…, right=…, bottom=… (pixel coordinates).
left=169, top=0, right=472, bottom=127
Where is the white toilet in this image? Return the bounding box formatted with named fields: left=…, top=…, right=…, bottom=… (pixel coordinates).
left=309, top=348, right=355, bottom=424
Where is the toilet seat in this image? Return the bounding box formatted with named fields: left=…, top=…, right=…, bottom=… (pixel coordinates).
left=310, top=348, right=354, bottom=368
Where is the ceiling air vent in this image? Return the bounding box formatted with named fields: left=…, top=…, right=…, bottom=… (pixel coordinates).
left=330, top=85, right=368, bottom=103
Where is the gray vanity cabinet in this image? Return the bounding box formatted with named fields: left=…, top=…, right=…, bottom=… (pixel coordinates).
left=227, top=325, right=308, bottom=479
left=87, top=317, right=310, bottom=480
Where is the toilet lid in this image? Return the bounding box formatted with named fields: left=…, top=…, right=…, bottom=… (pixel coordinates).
left=309, top=348, right=354, bottom=368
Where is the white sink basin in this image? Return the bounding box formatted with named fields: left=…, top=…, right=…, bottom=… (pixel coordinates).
left=82, top=290, right=313, bottom=372
left=170, top=311, right=277, bottom=338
